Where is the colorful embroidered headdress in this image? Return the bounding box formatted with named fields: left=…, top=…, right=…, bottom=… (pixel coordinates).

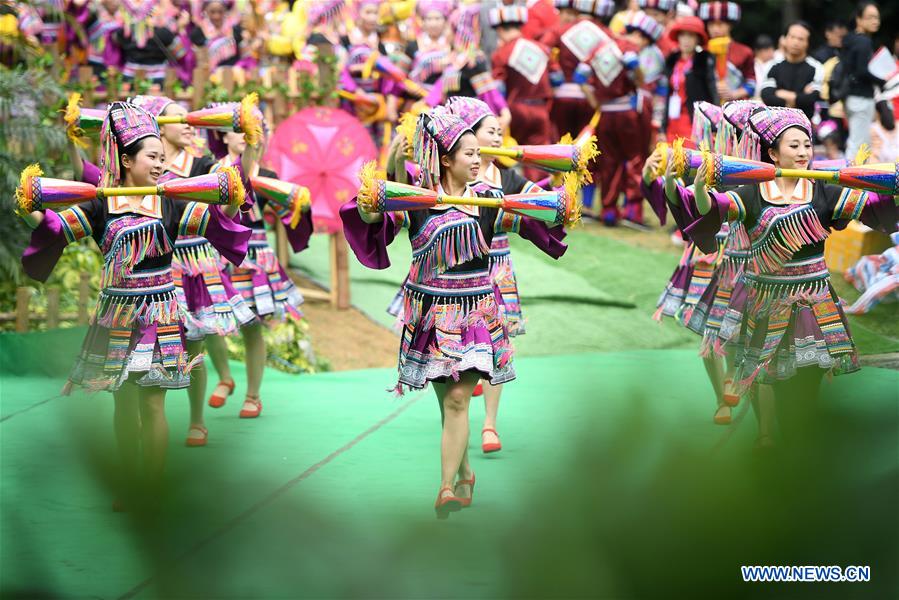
left=99, top=102, right=161, bottom=187
left=691, top=101, right=723, bottom=151
left=719, top=100, right=763, bottom=160
left=624, top=11, right=664, bottom=42
left=488, top=5, right=528, bottom=27
left=129, top=94, right=175, bottom=117
left=749, top=106, right=812, bottom=147
left=638, top=0, right=677, bottom=10
left=413, top=108, right=473, bottom=189
left=445, top=96, right=494, bottom=129
left=592, top=0, right=616, bottom=18
left=698, top=1, right=741, bottom=22
left=418, top=0, right=454, bottom=18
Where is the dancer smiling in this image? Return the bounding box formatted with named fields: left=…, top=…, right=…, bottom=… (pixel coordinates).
left=19, top=102, right=249, bottom=506
left=340, top=108, right=568, bottom=517
left=654, top=106, right=898, bottom=443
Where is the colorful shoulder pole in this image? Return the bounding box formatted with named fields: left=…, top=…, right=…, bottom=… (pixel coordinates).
left=652, top=138, right=777, bottom=188
left=777, top=161, right=899, bottom=195
left=64, top=93, right=264, bottom=146
left=156, top=93, right=264, bottom=145
left=249, top=175, right=312, bottom=229
left=16, top=165, right=246, bottom=213
left=479, top=135, right=600, bottom=184
left=355, top=162, right=581, bottom=226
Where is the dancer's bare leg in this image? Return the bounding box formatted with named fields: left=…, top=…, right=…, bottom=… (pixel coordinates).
left=751, top=384, right=777, bottom=449
left=242, top=322, right=266, bottom=397
left=482, top=381, right=502, bottom=447
left=705, top=355, right=730, bottom=422
left=113, top=381, right=141, bottom=505
left=138, top=385, right=168, bottom=490
left=205, top=334, right=234, bottom=397
left=434, top=373, right=478, bottom=502
left=184, top=339, right=206, bottom=429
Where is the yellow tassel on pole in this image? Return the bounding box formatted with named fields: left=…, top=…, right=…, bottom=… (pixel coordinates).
left=853, top=143, right=871, bottom=166
left=63, top=93, right=88, bottom=148
left=15, top=164, right=43, bottom=215
left=288, top=186, right=310, bottom=229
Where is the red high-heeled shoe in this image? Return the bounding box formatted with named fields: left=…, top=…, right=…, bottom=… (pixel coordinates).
left=239, top=395, right=262, bottom=418
left=208, top=379, right=235, bottom=408
left=185, top=424, right=208, bottom=447
left=454, top=473, right=476, bottom=508
left=713, top=405, right=732, bottom=425
left=434, top=486, right=462, bottom=519
left=481, top=428, right=502, bottom=453
left=723, top=378, right=740, bottom=407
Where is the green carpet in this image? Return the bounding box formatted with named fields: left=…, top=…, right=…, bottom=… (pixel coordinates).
left=2, top=351, right=897, bottom=598
left=291, top=229, right=899, bottom=356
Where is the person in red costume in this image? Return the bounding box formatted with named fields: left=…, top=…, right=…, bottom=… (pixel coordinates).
left=489, top=4, right=555, bottom=181
left=502, top=0, right=560, bottom=41
left=573, top=0, right=650, bottom=226
left=698, top=1, right=756, bottom=102
left=541, top=0, right=598, bottom=141
left=661, top=16, right=717, bottom=143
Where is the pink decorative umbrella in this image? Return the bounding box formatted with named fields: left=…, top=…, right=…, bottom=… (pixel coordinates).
left=265, top=107, right=377, bottom=233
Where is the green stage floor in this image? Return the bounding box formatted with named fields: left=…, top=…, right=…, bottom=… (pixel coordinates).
left=2, top=351, right=897, bottom=598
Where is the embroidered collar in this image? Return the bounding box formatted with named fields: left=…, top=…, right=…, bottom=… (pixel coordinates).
left=479, top=163, right=503, bottom=188
left=166, top=150, right=194, bottom=178
left=760, top=178, right=812, bottom=205
left=107, top=195, right=162, bottom=219
left=435, top=183, right=479, bottom=216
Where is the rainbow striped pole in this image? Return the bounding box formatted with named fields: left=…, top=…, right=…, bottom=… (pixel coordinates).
left=777, top=161, right=899, bottom=195
left=16, top=165, right=246, bottom=213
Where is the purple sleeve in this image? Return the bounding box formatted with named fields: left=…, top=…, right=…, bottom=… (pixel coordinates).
left=859, top=194, right=899, bottom=234
left=423, top=79, right=445, bottom=107
left=104, top=31, right=123, bottom=69
left=640, top=177, right=668, bottom=226
left=82, top=160, right=101, bottom=185
left=480, top=87, right=508, bottom=114
left=518, top=218, right=568, bottom=259
left=283, top=209, right=314, bottom=253
left=339, top=200, right=398, bottom=269
left=683, top=191, right=731, bottom=255
left=203, top=206, right=252, bottom=266
left=339, top=68, right=359, bottom=93
left=21, top=211, right=67, bottom=283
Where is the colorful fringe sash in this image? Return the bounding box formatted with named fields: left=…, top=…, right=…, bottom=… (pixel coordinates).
left=408, top=212, right=490, bottom=284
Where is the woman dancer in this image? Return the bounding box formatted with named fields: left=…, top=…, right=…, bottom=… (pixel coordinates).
left=19, top=102, right=249, bottom=505
left=203, top=128, right=312, bottom=418
left=340, top=109, right=568, bottom=517
left=131, top=95, right=257, bottom=447
left=657, top=106, right=898, bottom=444
left=649, top=102, right=730, bottom=421
left=445, top=95, right=550, bottom=454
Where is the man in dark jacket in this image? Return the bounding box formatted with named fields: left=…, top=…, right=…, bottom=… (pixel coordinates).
left=843, top=2, right=883, bottom=159
left=760, top=21, right=823, bottom=120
